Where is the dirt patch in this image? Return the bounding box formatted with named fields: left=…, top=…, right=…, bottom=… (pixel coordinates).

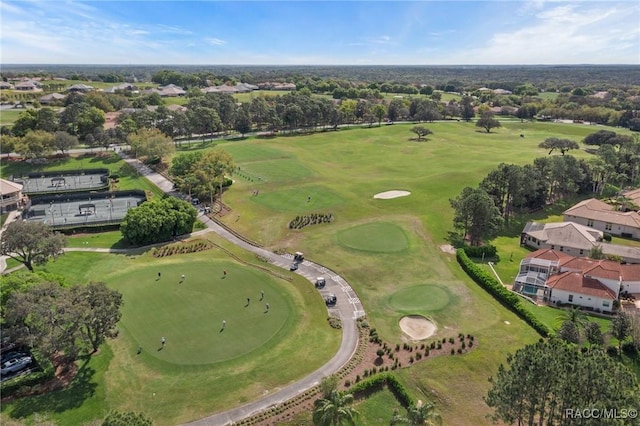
left=399, top=315, right=437, bottom=340
left=373, top=190, right=411, bottom=199
left=439, top=244, right=456, bottom=254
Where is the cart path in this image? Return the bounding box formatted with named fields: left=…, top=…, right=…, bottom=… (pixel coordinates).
left=118, top=154, right=364, bottom=425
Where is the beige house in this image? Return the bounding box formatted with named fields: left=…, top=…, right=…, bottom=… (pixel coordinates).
left=0, top=179, right=23, bottom=213
left=563, top=198, right=640, bottom=239
left=521, top=221, right=640, bottom=263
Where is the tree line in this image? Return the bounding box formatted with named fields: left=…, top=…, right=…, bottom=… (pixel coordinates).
left=450, top=129, right=640, bottom=245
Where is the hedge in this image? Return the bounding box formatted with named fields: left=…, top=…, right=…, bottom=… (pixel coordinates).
left=348, top=373, right=414, bottom=408
left=456, top=249, right=550, bottom=337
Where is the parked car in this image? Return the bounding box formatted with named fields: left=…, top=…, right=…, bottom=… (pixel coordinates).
left=324, top=293, right=337, bottom=306
left=1, top=356, right=32, bottom=375
left=315, top=277, right=326, bottom=288
left=1, top=351, right=27, bottom=365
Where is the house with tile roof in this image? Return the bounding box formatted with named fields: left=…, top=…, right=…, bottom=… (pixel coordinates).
left=547, top=272, right=617, bottom=312
left=563, top=198, right=640, bottom=239
left=513, top=248, right=640, bottom=312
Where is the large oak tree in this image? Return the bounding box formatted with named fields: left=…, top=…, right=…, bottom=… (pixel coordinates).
left=1, top=221, right=66, bottom=271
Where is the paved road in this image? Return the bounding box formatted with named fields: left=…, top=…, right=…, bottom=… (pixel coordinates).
left=119, top=153, right=365, bottom=426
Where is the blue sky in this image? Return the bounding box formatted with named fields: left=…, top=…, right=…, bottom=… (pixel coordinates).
left=1, top=1, right=638, bottom=65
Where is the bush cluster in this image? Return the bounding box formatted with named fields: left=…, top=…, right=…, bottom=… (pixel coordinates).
left=152, top=240, right=212, bottom=257
left=456, top=249, right=550, bottom=337
left=289, top=213, right=334, bottom=229
left=328, top=317, right=342, bottom=329
left=348, top=373, right=414, bottom=409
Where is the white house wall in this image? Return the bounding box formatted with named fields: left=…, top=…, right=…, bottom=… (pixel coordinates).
left=550, top=288, right=613, bottom=313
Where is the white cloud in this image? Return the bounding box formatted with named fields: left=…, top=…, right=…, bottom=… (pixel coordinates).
left=205, top=37, right=227, bottom=46
left=431, top=3, right=640, bottom=64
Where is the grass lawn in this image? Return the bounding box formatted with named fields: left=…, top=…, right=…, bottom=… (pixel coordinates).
left=66, top=230, right=130, bottom=249
left=0, top=109, right=24, bottom=126
left=337, top=222, right=409, bottom=253
left=354, top=387, right=406, bottom=424
left=2, top=233, right=340, bottom=425
left=5, top=120, right=634, bottom=425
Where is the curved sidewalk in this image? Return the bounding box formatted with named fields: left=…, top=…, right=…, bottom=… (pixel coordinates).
left=120, top=154, right=365, bottom=425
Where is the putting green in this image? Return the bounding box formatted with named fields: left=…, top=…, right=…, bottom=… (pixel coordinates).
left=110, top=261, right=291, bottom=365
left=337, top=222, right=409, bottom=253
left=252, top=185, right=344, bottom=212
left=388, top=285, right=451, bottom=312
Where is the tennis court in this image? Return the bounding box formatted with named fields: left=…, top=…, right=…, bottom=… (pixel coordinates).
left=25, top=190, right=146, bottom=229
left=20, top=169, right=110, bottom=195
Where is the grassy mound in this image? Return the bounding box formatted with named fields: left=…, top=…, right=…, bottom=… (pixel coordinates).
left=110, top=261, right=292, bottom=364
left=388, top=285, right=451, bottom=312
left=337, top=222, right=409, bottom=253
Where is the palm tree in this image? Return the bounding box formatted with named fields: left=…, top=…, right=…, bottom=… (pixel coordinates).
left=407, top=400, right=442, bottom=426
left=555, top=306, right=588, bottom=330
left=312, top=390, right=358, bottom=426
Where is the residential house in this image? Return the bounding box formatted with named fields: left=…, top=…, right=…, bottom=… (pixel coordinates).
left=522, top=220, right=640, bottom=264
left=14, top=80, right=42, bottom=91
left=103, top=83, right=137, bottom=94
left=563, top=198, right=640, bottom=239
left=158, top=84, right=186, bottom=97
left=621, top=188, right=640, bottom=208
left=546, top=272, right=617, bottom=313
left=39, top=93, right=66, bottom=105
left=493, top=88, right=512, bottom=95
left=513, top=248, right=640, bottom=312
left=0, top=81, right=15, bottom=90
left=67, top=84, right=94, bottom=93
left=0, top=179, right=23, bottom=213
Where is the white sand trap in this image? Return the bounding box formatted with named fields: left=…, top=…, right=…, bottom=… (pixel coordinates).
left=399, top=315, right=436, bottom=340
left=374, top=190, right=411, bottom=199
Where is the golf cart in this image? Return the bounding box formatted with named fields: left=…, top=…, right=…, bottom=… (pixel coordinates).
left=293, top=252, right=304, bottom=263
left=324, top=293, right=337, bottom=306
left=315, top=277, right=326, bottom=288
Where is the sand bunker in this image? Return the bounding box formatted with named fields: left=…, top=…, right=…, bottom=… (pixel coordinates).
left=399, top=315, right=436, bottom=340
left=374, top=190, right=411, bottom=199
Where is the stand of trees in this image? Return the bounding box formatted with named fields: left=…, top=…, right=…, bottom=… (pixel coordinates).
left=4, top=281, right=123, bottom=363
left=169, top=149, right=235, bottom=205
left=120, top=197, right=198, bottom=246
left=485, top=338, right=640, bottom=426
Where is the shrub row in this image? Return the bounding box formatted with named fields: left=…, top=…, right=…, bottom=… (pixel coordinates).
left=456, top=249, right=550, bottom=337
left=289, top=213, right=334, bottom=230
left=152, top=240, right=212, bottom=257
left=463, top=244, right=497, bottom=258
left=348, top=373, right=414, bottom=409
